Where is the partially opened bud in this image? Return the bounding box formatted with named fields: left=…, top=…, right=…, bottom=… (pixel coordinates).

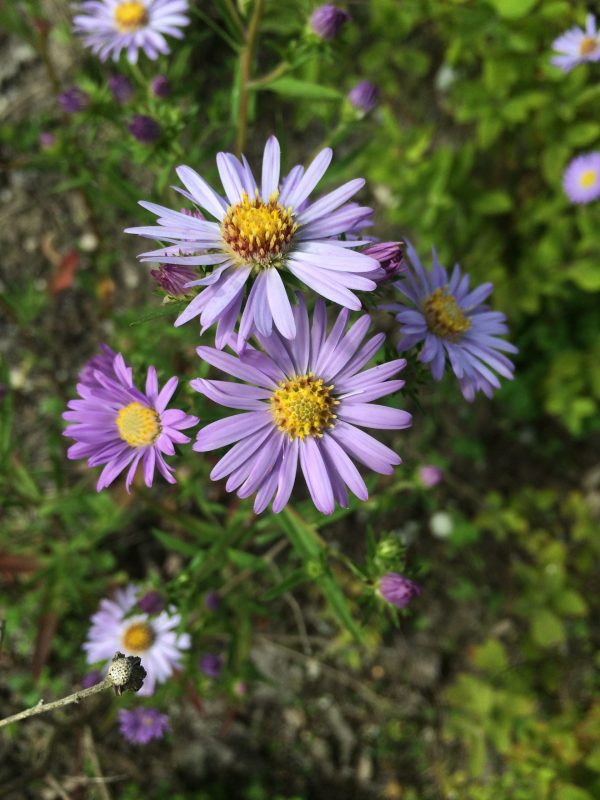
left=378, top=573, right=422, bottom=609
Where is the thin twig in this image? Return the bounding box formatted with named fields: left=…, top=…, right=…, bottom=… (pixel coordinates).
left=82, top=726, right=112, bottom=800
left=0, top=678, right=112, bottom=730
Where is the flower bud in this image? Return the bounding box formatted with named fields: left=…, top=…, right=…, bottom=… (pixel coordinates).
left=310, top=4, right=351, bottom=40
left=418, top=465, right=443, bottom=488
left=138, top=590, right=164, bottom=614
left=151, top=75, right=171, bottom=98
left=348, top=80, right=379, bottom=113
left=109, top=74, right=134, bottom=104
left=128, top=114, right=161, bottom=144
left=363, top=241, right=405, bottom=282
left=378, top=573, right=422, bottom=609
left=58, top=87, right=89, bottom=114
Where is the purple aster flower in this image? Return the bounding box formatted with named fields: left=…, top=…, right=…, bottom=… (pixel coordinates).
left=73, top=0, right=190, bottom=64
left=125, top=136, right=379, bottom=347
left=118, top=708, right=170, bottom=744
left=81, top=669, right=103, bottom=688
left=363, top=241, right=405, bottom=282
left=138, top=590, right=164, bottom=614
left=151, top=74, right=171, bottom=97
left=109, top=73, right=134, bottom=103
left=151, top=263, right=197, bottom=296
left=128, top=114, right=161, bottom=144
left=199, top=653, right=223, bottom=678
left=39, top=131, right=56, bottom=149
left=63, top=351, right=198, bottom=492
left=58, top=86, right=89, bottom=113
left=551, top=13, right=600, bottom=72
left=418, top=464, right=443, bottom=488
left=384, top=242, right=517, bottom=402
left=379, top=573, right=422, bottom=609
left=191, top=295, right=411, bottom=515
left=204, top=591, right=220, bottom=612
left=84, top=584, right=190, bottom=696
left=78, top=344, right=117, bottom=389
left=348, top=81, right=379, bottom=113
left=310, top=4, right=351, bottom=40
left=563, top=152, right=600, bottom=203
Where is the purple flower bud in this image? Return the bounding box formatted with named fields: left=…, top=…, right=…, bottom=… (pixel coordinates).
left=81, top=670, right=103, bottom=688
left=204, top=591, right=221, bottom=612
left=128, top=114, right=161, bottom=144
left=418, top=465, right=443, bottom=488
left=150, top=263, right=197, bottom=296
left=108, top=74, right=134, bottom=104
left=363, top=241, right=405, bottom=282
left=199, top=653, right=223, bottom=679
left=348, top=80, right=379, bottom=113
left=138, top=590, right=165, bottom=614
left=39, top=131, right=56, bottom=150
left=151, top=75, right=171, bottom=98
left=58, top=87, right=90, bottom=114
left=379, top=573, right=422, bottom=609
left=310, top=4, right=351, bottom=39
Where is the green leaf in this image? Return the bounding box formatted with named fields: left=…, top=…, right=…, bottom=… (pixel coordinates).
left=254, top=77, right=342, bottom=101
left=317, top=572, right=364, bottom=643
left=263, top=569, right=307, bottom=601
left=227, top=549, right=268, bottom=572
left=277, top=507, right=322, bottom=559
left=152, top=528, right=197, bottom=558
left=554, top=589, right=587, bottom=616
left=567, top=261, right=600, bottom=292
left=488, top=0, right=538, bottom=19
left=531, top=608, right=565, bottom=647
left=472, top=191, right=512, bottom=215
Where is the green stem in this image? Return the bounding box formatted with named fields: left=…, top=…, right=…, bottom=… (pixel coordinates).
left=247, top=61, right=290, bottom=89
left=235, top=0, right=264, bottom=156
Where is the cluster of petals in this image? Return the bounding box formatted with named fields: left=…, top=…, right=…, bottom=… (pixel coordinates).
left=125, top=136, right=379, bottom=348
left=551, top=13, right=600, bottom=72
left=63, top=348, right=197, bottom=491
left=384, top=242, right=516, bottom=401
left=192, top=295, right=411, bottom=515
left=84, top=584, right=190, bottom=696
left=73, top=0, right=190, bottom=63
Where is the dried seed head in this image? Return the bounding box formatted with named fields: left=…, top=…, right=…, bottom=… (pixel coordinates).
left=107, top=651, right=147, bottom=696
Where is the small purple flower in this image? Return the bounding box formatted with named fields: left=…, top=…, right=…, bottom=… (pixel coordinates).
left=418, top=465, right=443, bottom=488
left=379, top=573, right=422, bottom=609
left=63, top=351, right=198, bottom=492
left=118, top=708, right=170, bottom=745
left=81, top=669, right=103, bottom=688
left=363, top=241, right=405, bottom=282
left=125, top=135, right=379, bottom=348
left=551, top=13, right=600, bottom=72
left=348, top=81, right=379, bottom=113
left=39, top=131, right=56, bottom=150
left=563, top=152, right=600, bottom=203
left=150, top=264, right=197, bottom=296
left=84, top=584, right=191, bottom=696
left=310, top=4, right=351, bottom=40
left=128, top=114, right=161, bottom=144
left=138, top=590, right=164, bottom=614
left=192, top=295, right=411, bottom=515
left=199, top=653, right=223, bottom=678
left=78, top=344, right=117, bottom=389
left=109, top=73, right=134, bottom=103
left=58, top=87, right=90, bottom=113
left=204, top=591, right=220, bottom=612
left=384, top=242, right=517, bottom=401
left=151, top=74, right=171, bottom=97
left=73, top=0, right=190, bottom=64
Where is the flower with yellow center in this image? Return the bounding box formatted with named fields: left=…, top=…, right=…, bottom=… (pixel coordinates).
left=422, top=287, right=471, bottom=341
left=271, top=375, right=338, bottom=440
left=122, top=620, right=155, bottom=653
left=116, top=402, right=161, bottom=447
left=579, top=168, right=598, bottom=189
left=114, top=0, right=148, bottom=33
left=579, top=36, right=599, bottom=56
left=221, top=191, right=298, bottom=268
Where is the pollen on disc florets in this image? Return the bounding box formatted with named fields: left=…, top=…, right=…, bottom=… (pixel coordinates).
left=114, top=1, right=148, bottom=33
left=221, top=191, right=298, bottom=267
left=580, top=36, right=599, bottom=56
left=116, top=402, right=161, bottom=448
left=422, top=287, right=471, bottom=341
left=122, top=621, right=155, bottom=653
left=271, top=374, right=339, bottom=440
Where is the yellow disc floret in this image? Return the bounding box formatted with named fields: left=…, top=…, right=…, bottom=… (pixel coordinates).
left=579, top=36, right=599, bottom=56
left=422, top=287, right=471, bottom=341
left=116, top=402, right=161, bottom=448
left=114, top=1, right=148, bottom=33
left=122, top=621, right=154, bottom=653
left=221, top=191, right=298, bottom=266
left=271, top=374, right=338, bottom=440
left=579, top=169, right=598, bottom=189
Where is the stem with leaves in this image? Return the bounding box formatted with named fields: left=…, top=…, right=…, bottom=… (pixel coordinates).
left=235, top=0, right=264, bottom=156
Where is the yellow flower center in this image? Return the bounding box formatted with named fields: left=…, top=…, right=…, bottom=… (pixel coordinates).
left=579, top=36, right=598, bottom=56
left=422, top=287, right=471, bottom=341
left=221, top=191, right=298, bottom=266
left=122, top=621, right=154, bottom=653
left=114, top=1, right=148, bottom=33
left=116, top=402, right=160, bottom=448
left=271, top=375, right=338, bottom=440
left=579, top=168, right=597, bottom=189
